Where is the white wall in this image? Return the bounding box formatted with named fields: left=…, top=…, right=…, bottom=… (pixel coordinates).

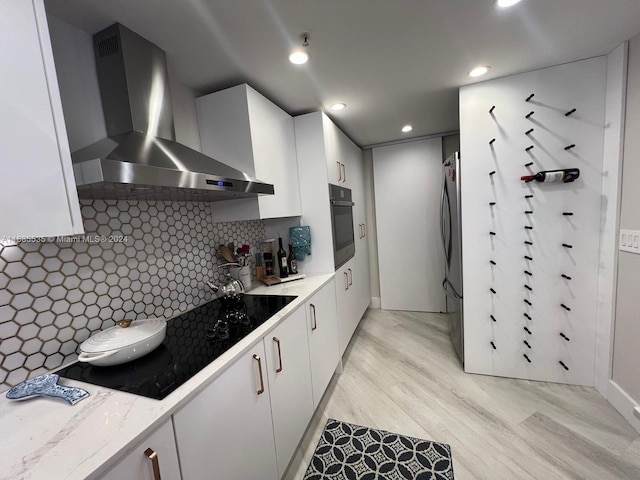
left=372, top=138, right=445, bottom=312
left=460, top=57, right=608, bottom=385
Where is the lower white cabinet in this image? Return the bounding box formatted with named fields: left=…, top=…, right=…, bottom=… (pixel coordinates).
left=173, top=343, right=278, bottom=480
left=99, top=419, right=182, bottom=480
left=265, top=307, right=314, bottom=477
left=306, top=279, right=340, bottom=408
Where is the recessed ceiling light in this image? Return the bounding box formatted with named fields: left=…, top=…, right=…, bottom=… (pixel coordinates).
left=469, top=66, right=491, bottom=77
left=496, top=0, right=522, bottom=7
left=331, top=103, right=346, bottom=111
left=401, top=125, right=413, bottom=133
left=289, top=50, right=309, bottom=65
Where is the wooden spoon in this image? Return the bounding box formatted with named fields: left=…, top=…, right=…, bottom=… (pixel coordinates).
left=219, top=245, right=236, bottom=263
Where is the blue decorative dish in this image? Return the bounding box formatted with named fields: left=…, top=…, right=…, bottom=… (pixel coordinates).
left=5, top=373, right=89, bottom=405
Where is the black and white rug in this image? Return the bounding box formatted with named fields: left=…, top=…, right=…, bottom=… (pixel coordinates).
left=304, top=419, right=455, bottom=479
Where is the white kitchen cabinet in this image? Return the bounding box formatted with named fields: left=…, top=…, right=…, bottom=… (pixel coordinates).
left=196, top=84, right=301, bottom=222
left=295, top=112, right=370, bottom=356
left=305, top=279, right=340, bottom=408
left=335, top=258, right=359, bottom=356
left=173, top=342, right=278, bottom=480
left=264, top=307, right=314, bottom=477
left=0, top=0, right=83, bottom=238
left=98, top=419, right=182, bottom=480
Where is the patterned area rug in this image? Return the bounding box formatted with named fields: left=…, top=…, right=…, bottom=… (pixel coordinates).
left=304, top=419, right=455, bottom=479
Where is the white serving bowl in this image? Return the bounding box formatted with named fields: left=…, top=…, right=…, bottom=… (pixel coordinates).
left=78, top=318, right=167, bottom=366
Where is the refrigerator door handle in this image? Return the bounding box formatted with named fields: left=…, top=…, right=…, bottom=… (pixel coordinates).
left=442, top=277, right=463, bottom=300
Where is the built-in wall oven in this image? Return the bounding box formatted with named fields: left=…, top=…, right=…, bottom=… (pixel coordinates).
left=329, top=184, right=355, bottom=269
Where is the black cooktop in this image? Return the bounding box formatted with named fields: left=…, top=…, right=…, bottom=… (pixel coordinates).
left=57, top=294, right=297, bottom=400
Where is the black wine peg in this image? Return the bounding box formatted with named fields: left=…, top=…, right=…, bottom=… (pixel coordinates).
left=560, top=332, right=570, bottom=341
left=524, top=327, right=532, bottom=334
left=562, top=243, right=573, bottom=249
left=526, top=111, right=534, bottom=119
left=561, top=274, right=572, bottom=280
left=525, top=194, right=534, bottom=199
left=525, top=128, right=534, bottom=135
left=490, top=288, right=497, bottom=294
left=489, top=138, right=496, bottom=145
left=525, top=162, right=534, bottom=167
left=490, top=314, right=497, bottom=322
left=524, top=284, right=533, bottom=291
left=565, top=108, right=576, bottom=117
left=561, top=304, right=571, bottom=311
left=524, top=354, right=532, bottom=363
left=524, top=255, right=533, bottom=261
left=490, top=231, right=496, bottom=236
left=524, top=270, right=533, bottom=276
left=564, top=144, right=576, bottom=150
left=489, top=105, right=496, bottom=114
left=526, top=93, right=535, bottom=102
left=490, top=260, right=496, bottom=265
left=523, top=340, right=532, bottom=349
left=525, top=211, right=533, bottom=214
left=563, top=212, right=574, bottom=216
left=489, top=202, right=496, bottom=206
left=524, top=313, right=532, bottom=320
left=524, top=241, right=533, bottom=245
left=525, top=145, right=534, bottom=152
left=489, top=170, right=496, bottom=176
left=524, top=299, right=532, bottom=306
left=525, top=226, right=533, bottom=230
left=490, top=341, right=497, bottom=350
left=559, top=360, right=569, bottom=371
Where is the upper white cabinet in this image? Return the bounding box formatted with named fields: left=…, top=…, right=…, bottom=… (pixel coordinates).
left=196, top=84, right=302, bottom=222
left=98, top=419, right=182, bottom=480
left=0, top=0, right=83, bottom=238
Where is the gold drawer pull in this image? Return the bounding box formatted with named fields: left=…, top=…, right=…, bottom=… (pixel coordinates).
left=144, top=448, right=161, bottom=480
left=273, top=337, right=283, bottom=373
left=310, top=303, right=317, bottom=331
left=253, top=354, right=265, bottom=394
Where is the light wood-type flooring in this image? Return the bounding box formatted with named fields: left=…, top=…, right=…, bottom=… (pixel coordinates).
left=284, top=308, right=640, bottom=480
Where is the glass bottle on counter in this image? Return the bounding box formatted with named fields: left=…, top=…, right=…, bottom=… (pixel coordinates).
left=287, top=242, right=298, bottom=275
left=277, top=236, right=288, bottom=278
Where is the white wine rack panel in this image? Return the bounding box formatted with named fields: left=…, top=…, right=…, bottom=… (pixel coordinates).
left=460, top=57, right=607, bottom=385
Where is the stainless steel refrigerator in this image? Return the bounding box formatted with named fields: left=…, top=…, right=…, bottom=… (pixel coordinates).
left=441, top=152, right=464, bottom=364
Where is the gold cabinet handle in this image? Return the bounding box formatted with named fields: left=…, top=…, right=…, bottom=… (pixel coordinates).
left=341, top=163, right=346, bottom=183
left=144, top=448, right=162, bottom=480
left=337, top=161, right=342, bottom=181
left=344, top=271, right=349, bottom=290
left=310, top=303, right=317, bottom=331
left=253, top=354, right=265, bottom=394
left=348, top=268, right=353, bottom=286
left=362, top=223, right=366, bottom=238
left=273, top=337, right=283, bottom=373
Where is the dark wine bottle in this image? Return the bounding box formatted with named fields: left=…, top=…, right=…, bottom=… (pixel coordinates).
left=287, top=242, right=298, bottom=275
left=521, top=168, right=580, bottom=183
left=277, top=236, right=288, bottom=278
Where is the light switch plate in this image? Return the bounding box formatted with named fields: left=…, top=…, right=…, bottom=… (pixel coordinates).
left=634, top=406, right=640, bottom=421
left=619, top=229, right=640, bottom=254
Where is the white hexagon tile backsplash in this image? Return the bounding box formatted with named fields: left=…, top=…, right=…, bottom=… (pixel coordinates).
left=0, top=199, right=266, bottom=388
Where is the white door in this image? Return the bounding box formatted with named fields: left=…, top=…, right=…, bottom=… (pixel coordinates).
left=373, top=138, right=446, bottom=312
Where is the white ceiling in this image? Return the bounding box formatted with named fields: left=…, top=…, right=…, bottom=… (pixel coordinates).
left=44, top=0, right=640, bottom=147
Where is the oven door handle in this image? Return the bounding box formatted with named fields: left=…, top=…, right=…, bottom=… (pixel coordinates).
left=330, top=200, right=355, bottom=206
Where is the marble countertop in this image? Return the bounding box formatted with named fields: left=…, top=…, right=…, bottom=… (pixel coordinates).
left=0, top=273, right=334, bottom=480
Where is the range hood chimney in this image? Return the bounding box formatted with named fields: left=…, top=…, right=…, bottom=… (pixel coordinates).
left=71, top=23, right=274, bottom=201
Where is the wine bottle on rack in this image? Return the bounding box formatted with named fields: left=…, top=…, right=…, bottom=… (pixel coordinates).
left=287, top=242, right=298, bottom=275
left=521, top=168, right=580, bottom=183
left=277, top=236, right=288, bottom=278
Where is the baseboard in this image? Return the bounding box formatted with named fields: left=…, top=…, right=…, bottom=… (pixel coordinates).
left=607, top=379, right=640, bottom=434
left=370, top=297, right=381, bottom=309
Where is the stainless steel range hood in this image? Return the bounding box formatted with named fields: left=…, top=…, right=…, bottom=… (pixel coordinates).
left=71, top=23, right=274, bottom=201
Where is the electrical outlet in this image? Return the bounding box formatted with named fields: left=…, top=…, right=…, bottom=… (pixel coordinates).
left=619, top=229, right=640, bottom=254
